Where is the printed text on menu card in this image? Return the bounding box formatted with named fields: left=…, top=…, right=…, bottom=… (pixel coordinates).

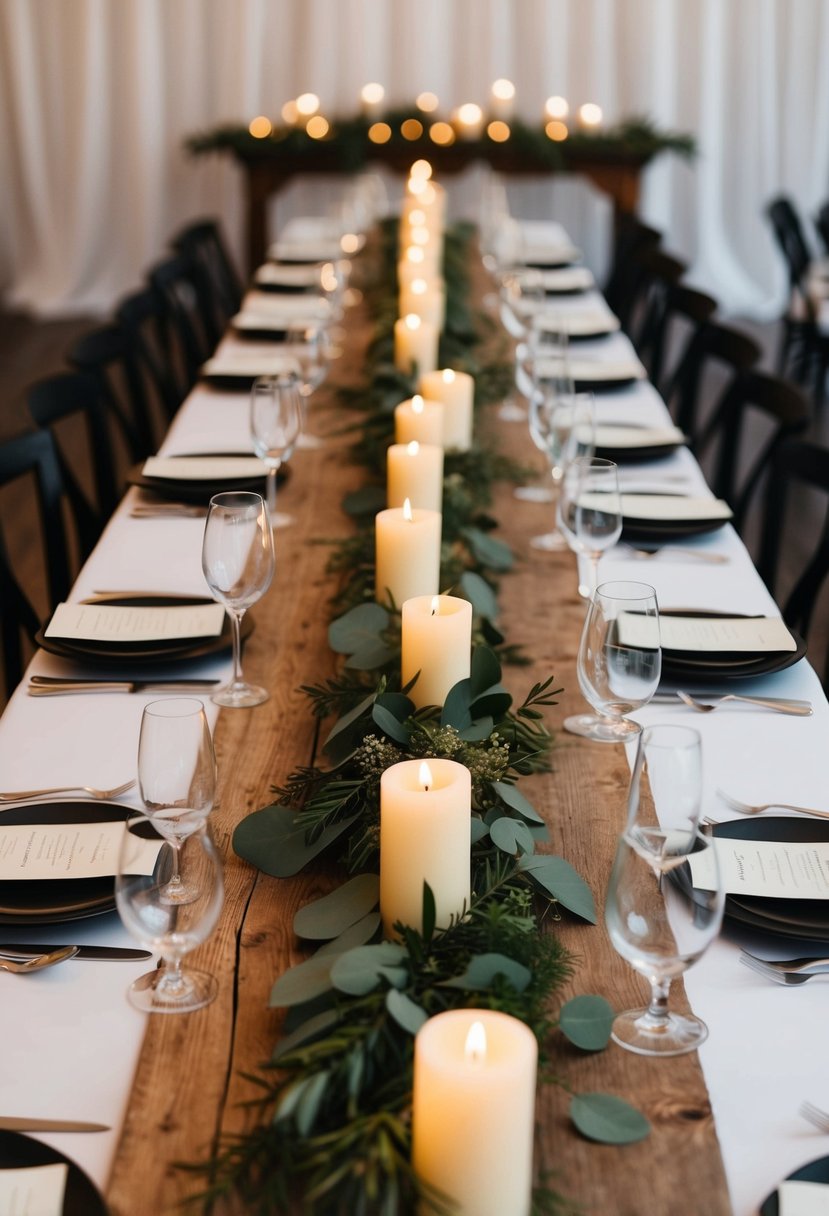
left=0, top=823, right=161, bottom=881
left=689, top=838, right=829, bottom=899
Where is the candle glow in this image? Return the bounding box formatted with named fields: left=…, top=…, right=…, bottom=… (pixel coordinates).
left=465, top=1021, right=487, bottom=1064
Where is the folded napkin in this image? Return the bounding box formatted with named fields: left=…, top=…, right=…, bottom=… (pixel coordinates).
left=595, top=425, right=685, bottom=449
left=143, top=456, right=267, bottom=481
left=254, top=263, right=322, bottom=289
left=538, top=267, right=595, bottom=292
left=237, top=292, right=331, bottom=322
left=201, top=352, right=300, bottom=378
left=536, top=356, right=646, bottom=382
left=536, top=308, right=620, bottom=336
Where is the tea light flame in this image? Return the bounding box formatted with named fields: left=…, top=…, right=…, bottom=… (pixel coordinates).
left=442, top=368, right=455, bottom=384
left=465, top=1020, right=487, bottom=1064
left=407, top=440, right=420, bottom=455
left=412, top=395, right=424, bottom=414
left=419, top=760, right=433, bottom=791
left=405, top=314, right=421, bottom=331
left=430, top=595, right=440, bottom=616
left=403, top=497, right=413, bottom=521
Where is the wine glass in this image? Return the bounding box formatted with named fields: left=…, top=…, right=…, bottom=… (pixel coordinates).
left=202, top=491, right=275, bottom=708
left=137, top=697, right=216, bottom=903
left=250, top=374, right=302, bottom=526
left=558, top=456, right=622, bottom=596
left=116, top=815, right=224, bottom=1014
left=527, top=391, right=596, bottom=549
left=605, top=725, right=724, bottom=1055
left=564, top=580, right=661, bottom=741
left=286, top=324, right=329, bottom=450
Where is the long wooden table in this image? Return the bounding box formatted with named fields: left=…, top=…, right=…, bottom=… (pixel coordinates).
left=104, top=286, right=731, bottom=1215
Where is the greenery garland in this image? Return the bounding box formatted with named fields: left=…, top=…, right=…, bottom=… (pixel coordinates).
left=200, top=214, right=650, bottom=1214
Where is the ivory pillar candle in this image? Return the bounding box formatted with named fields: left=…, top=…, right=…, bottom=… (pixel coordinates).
left=394, top=314, right=439, bottom=376
left=420, top=368, right=474, bottom=451
left=379, top=758, right=471, bottom=936
left=394, top=395, right=444, bottom=446
left=399, top=279, right=446, bottom=330
left=387, top=441, right=443, bottom=513
left=401, top=594, right=472, bottom=709
left=412, top=1009, right=537, bottom=1216
left=374, top=500, right=441, bottom=608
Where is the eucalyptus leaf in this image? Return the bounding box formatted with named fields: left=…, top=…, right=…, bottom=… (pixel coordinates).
left=492, top=780, right=546, bottom=825
left=386, top=989, right=428, bottom=1035
left=458, top=716, right=494, bottom=742
left=375, top=691, right=415, bottom=720
left=489, top=817, right=536, bottom=857
left=469, top=646, right=502, bottom=697
left=442, top=951, right=531, bottom=993
left=345, top=638, right=398, bottom=671
left=519, top=854, right=597, bottom=924
left=461, top=526, right=514, bottom=572
left=323, top=691, right=376, bottom=754
left=272, top=1008, right=342, bottom=1061
left=269, top=952, right=336, bottom=1008
left=459, top=570, right=499, bottom=620
left=469, top=690, right=512, bottom=720
left=570, top=1093, right=651, bottom=1144
left=372, top=702, right=411, bottom=745
left=328, top=602, right=389, bottom=655
left=317, top=911, right=382, bottom=956
left=440, top=678, right=472, bottom=728
left=342, top=485, right=386, bottom=517
left=233, top=804, right=361, bottom=878
left=296, top=1071, right=330, bottom=1137
left=559, top=995, right=615, bottom=1051
left=294, top=874, right=380, bottom=941
left=470, top=818, right=490, bottom=844
left=330, top=943, right=408, bottom=996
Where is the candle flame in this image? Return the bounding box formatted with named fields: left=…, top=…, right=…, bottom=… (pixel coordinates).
left=419, top=760, right=433, bottom=791
left=412, top=395, right=424, bottom=414
left=403, top=497, right=413, bottom=521
left=405, top=314, right=421, bottom=331
left=406, top=440, right=420, bottom=455
left=296, top=92, right=320, bottom=116
left=406, top=246, right=425, bottom=264
left=442, top=368, right=455, bottom=384
left=410, top=158, right=433, bottom=179
left=457, top=102, right=483, bottom=125
left=430, top=595, right=440, bottom=616
left=465, top=1021, right=487, bottom=1064
left=412, top=278, right=427, bottom=295
left=361, top=82, right=384, bottom=104
left=545, top=95, right=569, bottom=119
left=578, top=102, right=603, bottom=126
left=492, top=78, right=515, bottom=101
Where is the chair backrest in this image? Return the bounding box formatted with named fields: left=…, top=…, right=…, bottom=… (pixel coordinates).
left=627, top=248, right=688, bottom=368
left=27, top=371, right=119, bottom=553
left=757, top=438, right=829, bottom=686
left=702, top=369, right=811, bottom=532
left=148, top=254, right=215, bottom=391
left=766, top=196, right=812, bottom=298
left=0, top=429, right=72, bottom=698
left=815, top=202, right=829, bottom=259
left=664, top=320, right=762, bottom=443
left=67, top=324, right=156, bottom=459
left=115, top=285, right=184, bottom=421
left=649, top=283, right=718, bottom=396
left=171, top=218, right=244, bottom=329
left=603, top=217, right=662, bottom=330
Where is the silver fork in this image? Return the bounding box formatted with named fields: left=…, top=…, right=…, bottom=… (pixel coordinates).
left=678, top=691, right=812, bottom=717
left=800, top=1101, right=829, bottom=1132
left=0, top=779, right=136, bottom=803
left=716, top=789, right=829, bottom=821
left=739, top=951, right=829, bottom=985
left=0, top=946, right=79, bottom=973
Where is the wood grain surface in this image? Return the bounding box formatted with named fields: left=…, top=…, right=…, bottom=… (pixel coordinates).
left=105, top=274, right=731, bottom=1216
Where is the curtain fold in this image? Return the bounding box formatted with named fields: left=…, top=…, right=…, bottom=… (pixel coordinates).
left=0, top=0, right=826, bottom=317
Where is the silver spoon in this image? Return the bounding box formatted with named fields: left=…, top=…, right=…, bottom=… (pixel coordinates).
left=0, top=946, right=80, bottom=973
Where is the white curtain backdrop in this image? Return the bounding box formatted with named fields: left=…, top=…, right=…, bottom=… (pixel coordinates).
left=1, top=0, right=828, bottom=318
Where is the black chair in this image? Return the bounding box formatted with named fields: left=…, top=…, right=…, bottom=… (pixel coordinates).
left=27, top=371, right=123, bottom=553
left=663, top=320, right=762, bottom=446
left=626, top=248, right=688, bottom=369
left=115, top=285, right=184, bottom=422
left=148, top=254, right=216, bottom=392
left=172, top=218, right=244, bottom=333
left=67, top=323, right=157, bottom=459
left=758, top=438, right=829, bottom=685
left=815, top=201, right=829, bottom=258
left=603, top=217, right=662, bottom=332
left=0, top=429, right=73, bottom=698
left=698, top=369, right=810, bottom=534
left=647, top=283, right=718, bottom=397
left=766, top=195, right=829, bottom=402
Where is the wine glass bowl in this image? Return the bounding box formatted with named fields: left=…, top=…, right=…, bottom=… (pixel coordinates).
left=202, top=491, right=275, bottom=708
left=250, top=374, right=302, bottom=525
left=116, top=816, right=224, bottom=1015
left=527, top=389, right=595, bottom=549
left=605, top=725, right=724, bottom=1056
left=558, top=455, right=622, bottom=596
left=564, top=580, right=661, bottom=742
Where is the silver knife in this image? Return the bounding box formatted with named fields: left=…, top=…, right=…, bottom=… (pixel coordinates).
left=0, top=1118, right=110, bottom=1132
left=28, top=677, right=219, bottom=695
left=0, top=944, right=152, bottom=962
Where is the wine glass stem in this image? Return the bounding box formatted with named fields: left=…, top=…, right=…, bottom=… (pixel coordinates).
left=589, top=552, right=600, bottom=595
left=230, top=609, right=245, bottom=686
left=644, top=976, right=672, bottom=1027
left=266, top=467, right=278, bottom=518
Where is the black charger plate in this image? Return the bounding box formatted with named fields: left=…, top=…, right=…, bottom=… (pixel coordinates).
left=0, top=1131, right=108, bottom=1214
left=128, top=455, right=288, bottom=504
left=760, top=1154, right=829, bottom=1215
left=657, top=610, right=806, bottom=681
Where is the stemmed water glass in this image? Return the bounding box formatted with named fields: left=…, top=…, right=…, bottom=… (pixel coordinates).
left=250, top=374, right=302, bottom=526
left=286, top=324, right=330, bottom=450
left=558, top=456, right=622, bottom=596
left=605, top=725, right=724, bottom=1055
left=564, top=580, right=661, bottom=741
left=137, top=697, right=216, bottom=902
left=527, top=390, right=595, bottom=549
left=202, top=491, right=275, bottom=708
left=116, top=815, right=224, bottom=1014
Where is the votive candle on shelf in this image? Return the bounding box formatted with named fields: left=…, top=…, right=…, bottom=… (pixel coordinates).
left=412, top=1009, right=537, bottom=1216
left=394, top=314, right=439, bottom=376
left=394, top=394, right=444, bottom=446
left=399, top=278, right=446, bottom=330
left=401, top=594, right=472, bottom=709
left=379, top=758, right=471, bottom=937
left=374, top=499, right=441, bottom=608
left=453, top=102, right=484, bottom=141
left=360, top=82, right=385, bottom=120
left=420, top=368, right=474, bottom=451
left=489, top=78, right=516, bottom=121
